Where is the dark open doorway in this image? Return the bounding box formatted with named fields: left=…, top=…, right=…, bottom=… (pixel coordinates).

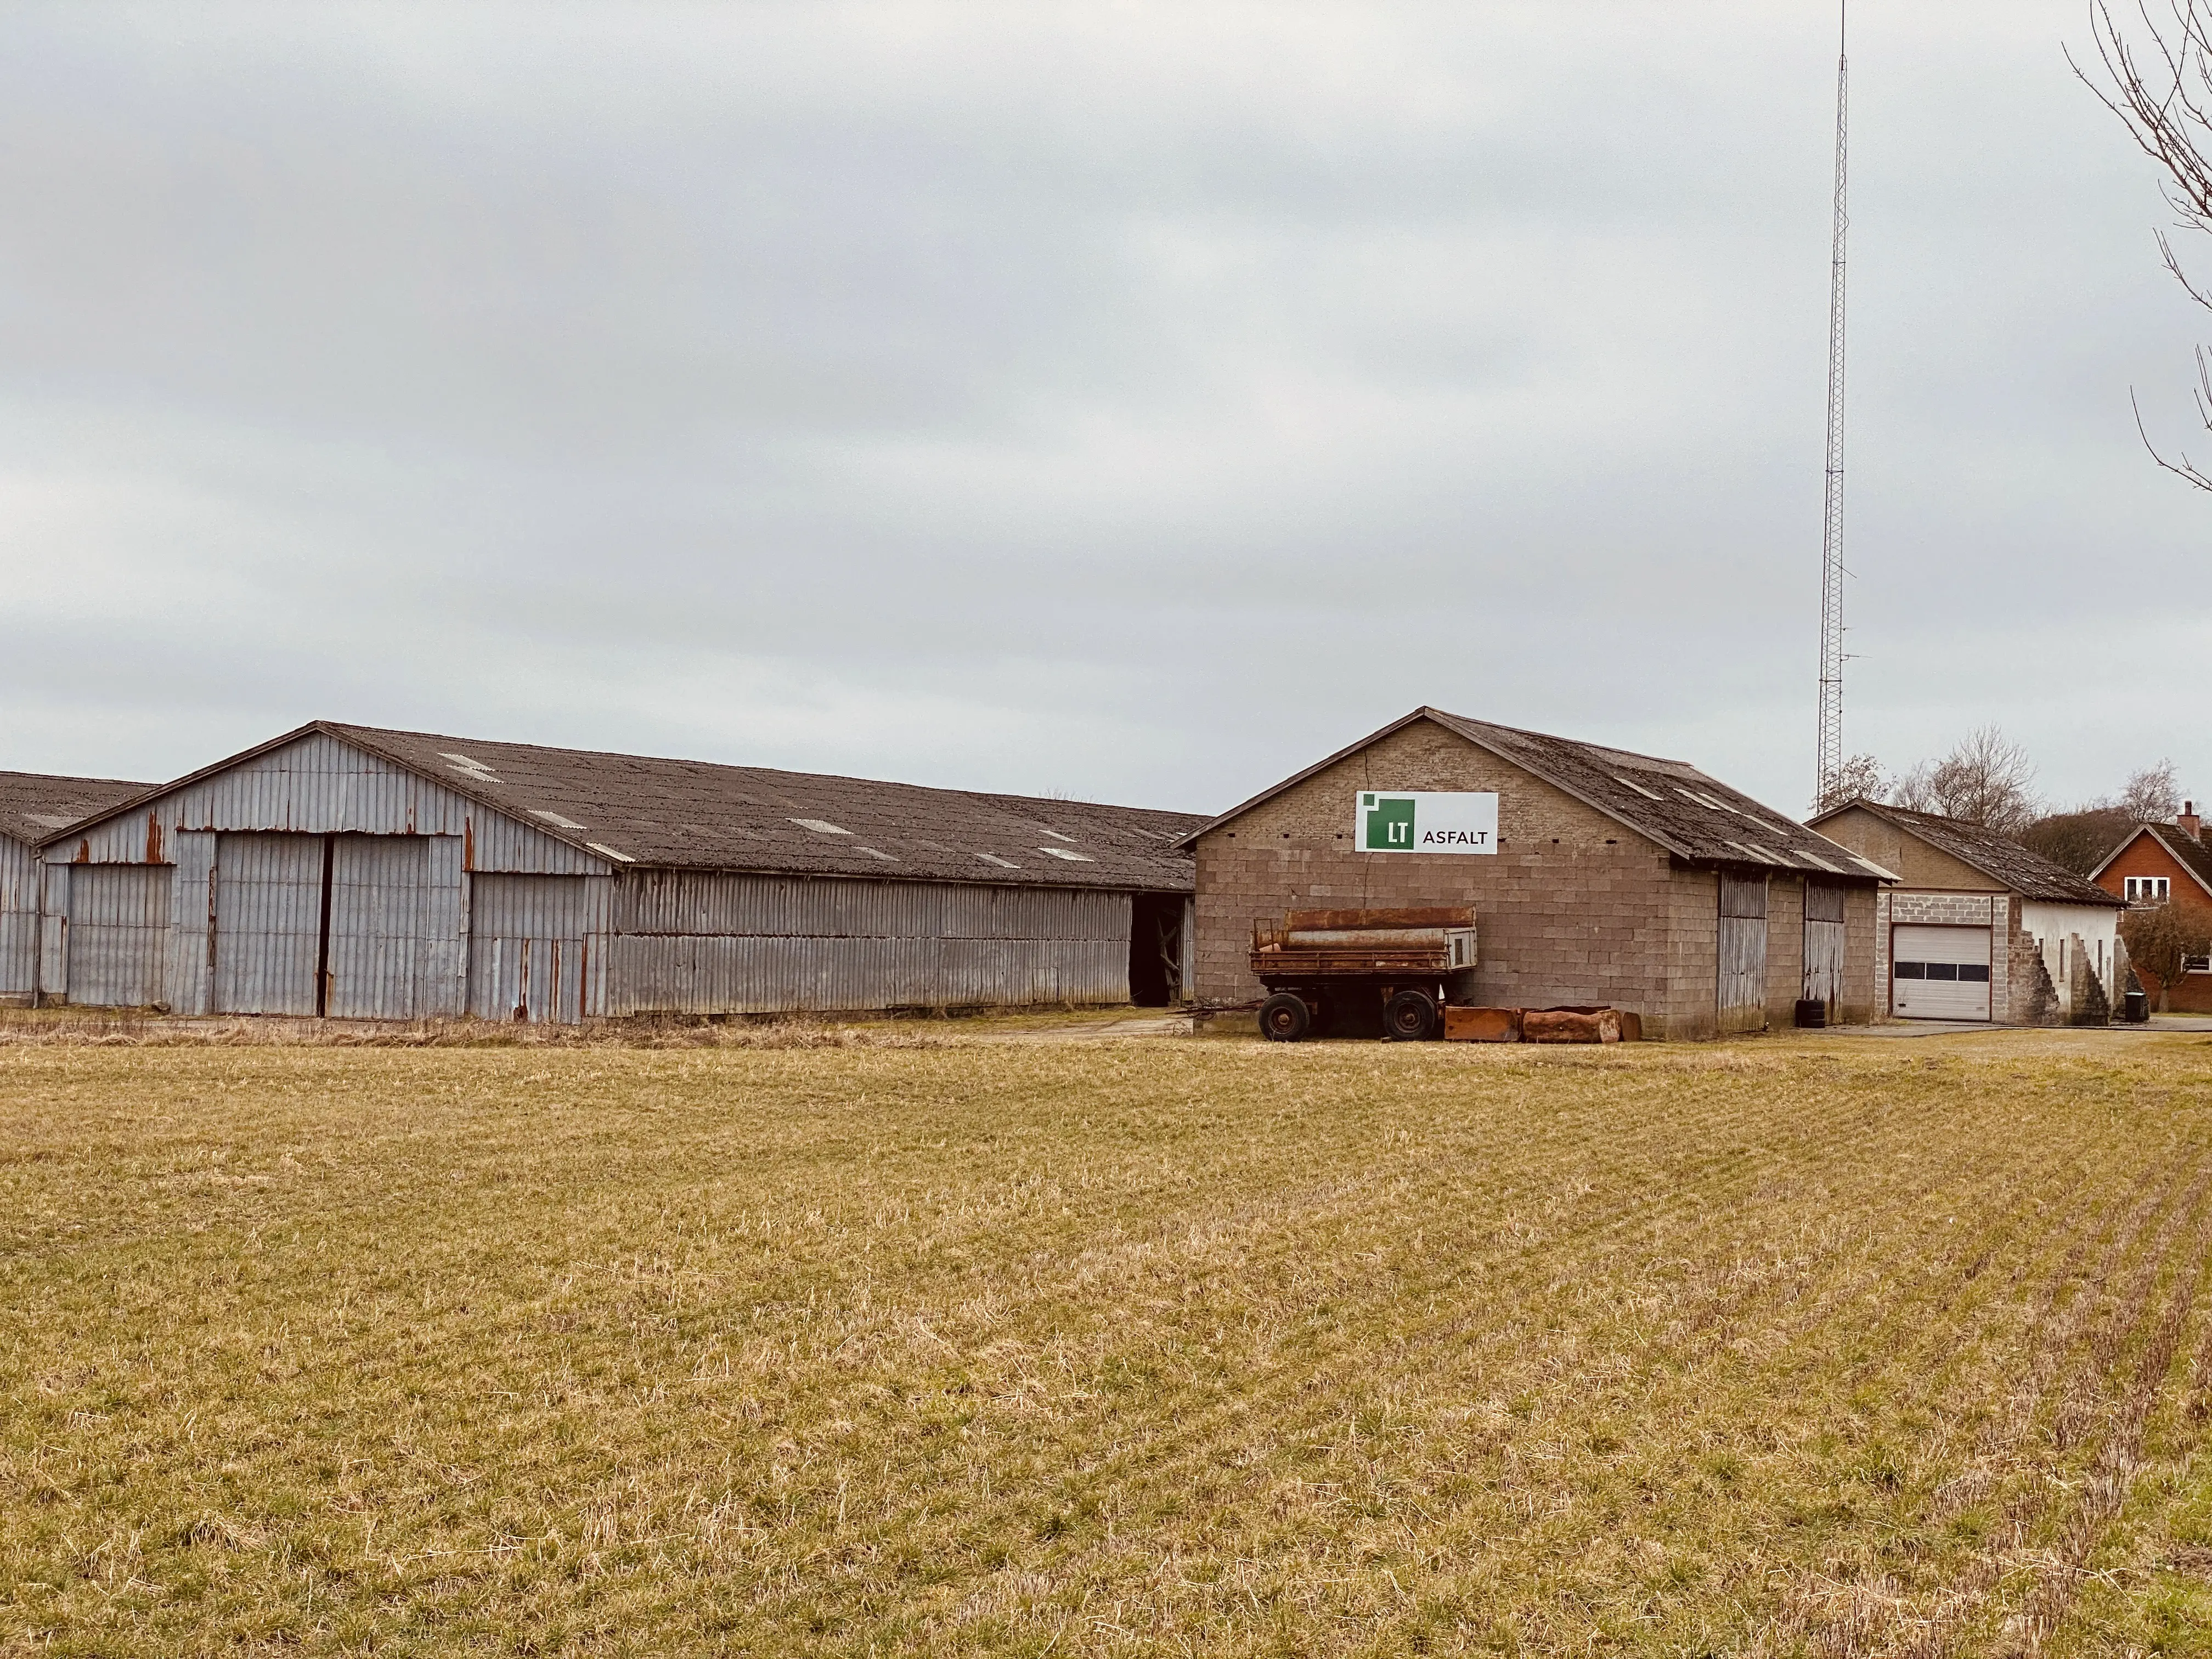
left=1128, top=893, right=1186, bottom=1007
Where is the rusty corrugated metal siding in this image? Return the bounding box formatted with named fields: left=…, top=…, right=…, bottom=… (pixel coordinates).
left=53, top=733, right=594, bottom=873
left=607, top=872, right=1130, bottom=1014
left=213, top=833, right=323, bottom=1015
left=67, top=864, right=171, bottom=1007
left=327, top=836, right=467, bottom=1019
left=466, top=873, right=612, bottom=1024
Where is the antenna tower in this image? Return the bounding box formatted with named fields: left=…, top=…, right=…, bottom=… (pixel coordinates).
left=1816, top=1, right=1850, bottom=806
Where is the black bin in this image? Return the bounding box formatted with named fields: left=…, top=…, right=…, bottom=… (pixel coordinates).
left=2125, top=989, right=2149, bottom=1023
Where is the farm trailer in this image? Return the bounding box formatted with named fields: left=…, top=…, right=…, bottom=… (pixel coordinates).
left=1249, top=906, right=1637, bottom=1043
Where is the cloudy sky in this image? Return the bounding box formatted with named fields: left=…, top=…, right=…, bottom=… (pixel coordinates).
left=2, top=2, right=2205, bottom=819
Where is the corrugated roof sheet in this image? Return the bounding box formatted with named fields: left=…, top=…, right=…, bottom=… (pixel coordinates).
left=48, top=722, right=1203, bottom=893
left=1811, top=799, right=2126, bottom=907
left=1176, top=707, right=1894, bottom=881
left=0, top=770, right=149, bottom=847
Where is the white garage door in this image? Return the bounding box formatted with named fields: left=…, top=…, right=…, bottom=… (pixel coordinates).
left=1892, top=923, right=1992, bottom=1021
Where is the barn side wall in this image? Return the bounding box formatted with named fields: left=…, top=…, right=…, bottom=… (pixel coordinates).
left=0, top=836, right=36, bottom=1004
left=1839, top=883, right=1879, bottom=1025
left=38, top=734, right=608, bottom=1012
left=1190, top=721, right=1683, bottom=1031
left=44, top=732, right=596, bottom=873
left=1663, top=865, right=1721, bottom=1041
left=607, top=871, right=1131, bottom=1014
left=1763, top=873, right=1805, bottom=1030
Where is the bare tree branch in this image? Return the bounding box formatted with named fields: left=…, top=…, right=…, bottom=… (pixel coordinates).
left=2076, top=1, right=2212, bottom=484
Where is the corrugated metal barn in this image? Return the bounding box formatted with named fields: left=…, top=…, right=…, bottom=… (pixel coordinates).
left=32, top=723, right=1201, bottom=1022
left=0, top=770, right=149, bottom=1007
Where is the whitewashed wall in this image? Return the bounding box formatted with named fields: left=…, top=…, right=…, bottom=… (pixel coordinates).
left=2021, top=900, right=2121, bottom=1019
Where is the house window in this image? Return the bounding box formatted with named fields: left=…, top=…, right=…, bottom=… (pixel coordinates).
left=2125, top=876, right=2171, bottom=903
left=2188, top=955, right=2212, bottom=974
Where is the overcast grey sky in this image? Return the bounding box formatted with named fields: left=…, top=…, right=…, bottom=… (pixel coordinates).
left=1, top=2, right=2204, bottom=819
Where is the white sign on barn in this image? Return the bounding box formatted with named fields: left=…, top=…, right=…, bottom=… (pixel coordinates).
left=1355, top=791, right=1499, bottom=854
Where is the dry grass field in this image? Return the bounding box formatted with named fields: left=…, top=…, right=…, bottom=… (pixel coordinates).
left=6, top=1028, right=2212, bottom=1656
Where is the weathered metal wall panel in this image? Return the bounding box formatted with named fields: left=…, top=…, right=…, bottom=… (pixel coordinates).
left=466, top=873, right=611, bottom=1024
left=326, top=836, right=466, bottom=1019
left=45, top=733, right=599, bottom=875
left=1717, top=871, right=1770, bottom=1035
left=0, top=837, right=36, bottom=1002
left=610, top=935, right=1126, bottom=1014
left=1802, top=878, right=1848, bottom=1016
left=66, top=864, right=173, bottom=1007
left=38, top=862, right=70, bottom=1001
left=213, top=833, right=323, bottom=1016
left=164, top=832, right=218, bottom=1017
left=614, top=871, right=1127, bottom=940
left=607, top=873, right=1130, bottom=1014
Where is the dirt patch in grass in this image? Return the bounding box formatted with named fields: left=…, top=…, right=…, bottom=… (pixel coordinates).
left=4, top=1034, right=2212, bottom=1653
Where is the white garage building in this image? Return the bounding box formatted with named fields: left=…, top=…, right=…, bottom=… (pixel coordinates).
left=1811, top=799, right=2125, bottom=1024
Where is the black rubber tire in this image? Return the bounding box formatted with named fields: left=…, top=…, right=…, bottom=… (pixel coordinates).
left=1259, top=992, right=1312, bottom=1042
left=1383, top=988, right=1439, bottom=1042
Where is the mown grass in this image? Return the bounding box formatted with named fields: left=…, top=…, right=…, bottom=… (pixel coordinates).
left=5, top=1031, right=2212, bottom=1655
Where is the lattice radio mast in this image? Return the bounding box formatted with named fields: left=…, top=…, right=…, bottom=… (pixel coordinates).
left=1816, top=0, right=1850, bottom=806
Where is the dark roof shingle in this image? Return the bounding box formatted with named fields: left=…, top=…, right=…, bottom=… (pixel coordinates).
left=0, top=770, right=150, bottom=847
left=330, top=724, right=1201, bottom=892
left=1177, top=708, right=1894, bottom=881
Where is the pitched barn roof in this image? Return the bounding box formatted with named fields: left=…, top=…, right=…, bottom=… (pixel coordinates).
left=0, top=770, right=149, bottom=848
left=43, top=721, right=1203, bottom=894
left=2090, top=822, right=2212, bottom=900
left=1812, top=799, right=2125, bottom=907
left=1174, top=707, right=1894, bottom=881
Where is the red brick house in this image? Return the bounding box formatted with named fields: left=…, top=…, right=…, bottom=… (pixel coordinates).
left=2090, top=804, right=2212, bottom=1011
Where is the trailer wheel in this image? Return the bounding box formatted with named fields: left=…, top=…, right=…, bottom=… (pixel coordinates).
left=1259, top=992, right=1312, bottom=1042
left=1383, top=988, right=1438, bottom=1042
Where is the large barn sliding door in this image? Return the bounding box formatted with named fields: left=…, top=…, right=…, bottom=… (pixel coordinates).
left=68, top=865, right=173, bottom=1008
left=468, top=874, right=590, bottom=1024
left=1717, top=872, right=1769, bottom=1035
left=213, top=834, right=324, bottom=1015
left=325, top=837, right=465, bottom=1019
left=1803, top=879, right=1848, bottom=1019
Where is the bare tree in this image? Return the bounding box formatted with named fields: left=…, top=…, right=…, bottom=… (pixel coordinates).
left=2076, top=2, right=2212, bottom=488
left=1816, top=753, right=1887, bottom=814
left=2020, top=805, right=2139, bottom=872
left=2120, top=758, right=2183, bottom=820
left=1888, top=727, right=2040, bottom=831
left=2120, top=898, right=2212, bottom=1008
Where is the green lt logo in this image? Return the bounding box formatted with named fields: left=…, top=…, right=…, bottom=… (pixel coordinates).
left=1359, top=792, right=1415, bottom=850
left=1354, top=789, right=1499, bottom=854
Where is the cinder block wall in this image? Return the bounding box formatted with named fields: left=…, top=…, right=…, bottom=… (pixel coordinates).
left=1663, top=866, right=1720, bottom=1041
left=1190, top=721, right=1684, bottom=1031
left=1763, top=873, right=1806, bottom=1030
left=1839, top=884, right=1878, bottom=1024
